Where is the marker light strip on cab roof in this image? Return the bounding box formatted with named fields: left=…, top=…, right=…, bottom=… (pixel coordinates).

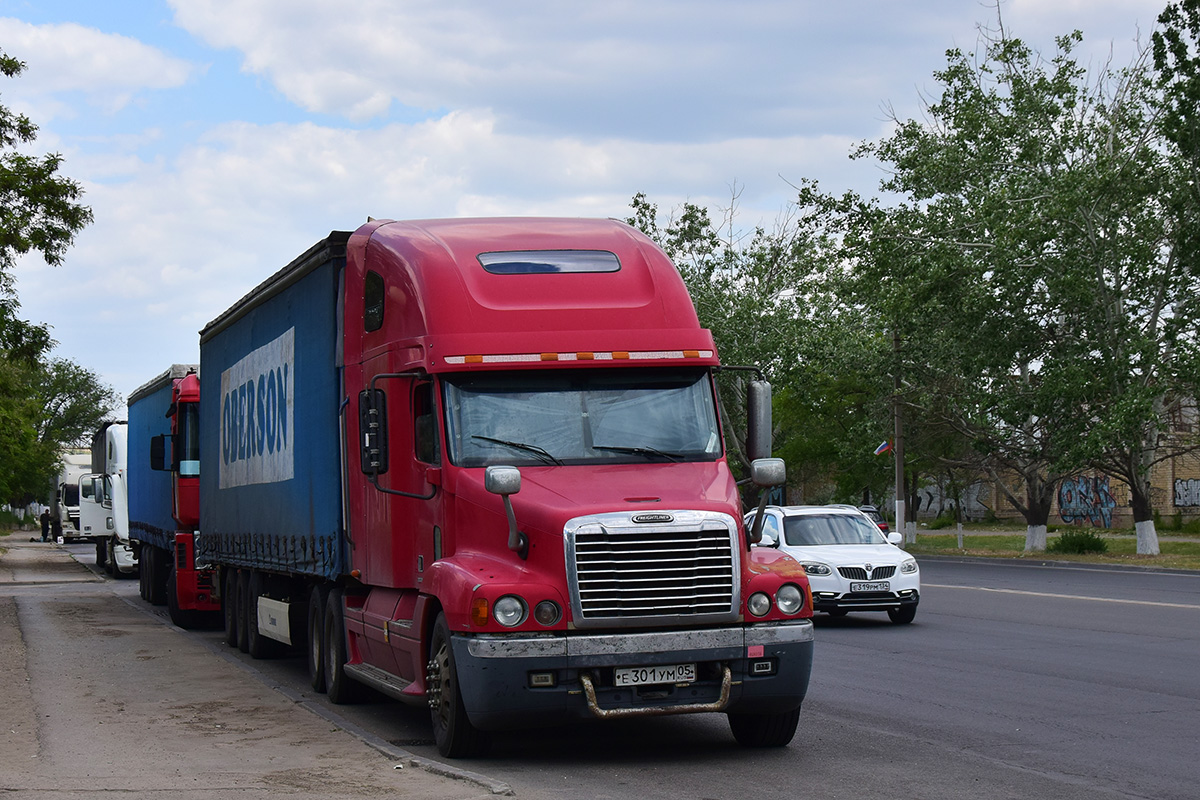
left=444, top=349, right=713, bottom=365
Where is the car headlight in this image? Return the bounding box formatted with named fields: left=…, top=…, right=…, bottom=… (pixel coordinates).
left=776, top=583, right=805, bottom=615
left=747, top=592, right=772, bottom=617
left=801, top=562, right=831, bottom=576
left=492, top=595, right=527, bottom=627
left=900, top=559, right=918, bottom=574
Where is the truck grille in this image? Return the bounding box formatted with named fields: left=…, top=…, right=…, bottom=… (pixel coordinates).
left=565, top=512, right=740, bottom=629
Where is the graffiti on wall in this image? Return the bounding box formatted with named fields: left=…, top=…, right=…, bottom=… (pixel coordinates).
left=1176, top=479, right=1200, bottom=508
left=1059, top=475, right=1117, bottom=528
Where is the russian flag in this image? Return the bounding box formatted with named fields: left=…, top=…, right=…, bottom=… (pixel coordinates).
left=873, top=440, right=892, bottom=456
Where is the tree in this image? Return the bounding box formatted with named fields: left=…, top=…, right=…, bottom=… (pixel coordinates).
left=0, top=51, right=102, bottom=506
left=840, top=18, right=1200, bottom=553
left=627, top=189, right=901, bottom=504
left=0, top=51, right=92, bottom=292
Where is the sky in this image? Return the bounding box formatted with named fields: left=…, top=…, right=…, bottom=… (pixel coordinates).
left=0, top=0, right=1167, bottom=405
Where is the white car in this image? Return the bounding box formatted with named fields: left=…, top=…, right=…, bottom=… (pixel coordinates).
left=747, top=504, right=919, bottom=624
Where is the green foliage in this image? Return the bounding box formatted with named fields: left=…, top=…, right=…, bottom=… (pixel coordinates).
left=0, top=54, right=106, bottom=506
left=0, top=51, right=92, bottom=290
left=1047, top=529, right=1110, bottom=554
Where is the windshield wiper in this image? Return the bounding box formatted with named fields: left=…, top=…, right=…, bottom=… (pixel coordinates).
left=592, top=445, right=684, bottom=462
left=472, top=435, right=562, bottom=466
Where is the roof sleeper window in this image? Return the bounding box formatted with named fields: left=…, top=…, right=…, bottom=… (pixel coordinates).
left=478, top=250, right=620, bottom=275
left=364, top=270, right=385, bottom=332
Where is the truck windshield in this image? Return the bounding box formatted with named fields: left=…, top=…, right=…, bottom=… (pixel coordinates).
left=442, top=368, right=722, bottom=467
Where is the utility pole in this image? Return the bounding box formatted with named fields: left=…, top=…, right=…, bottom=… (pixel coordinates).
left=893, top=329, right=907, bottom=543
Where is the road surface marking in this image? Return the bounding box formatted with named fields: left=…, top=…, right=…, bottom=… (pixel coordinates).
left=924, top=584, right=1200, bottom=610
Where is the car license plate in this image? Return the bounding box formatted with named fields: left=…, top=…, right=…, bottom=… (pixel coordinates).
left=614, top=663, right=697, bottom=687
left=850, top=581, right=890, bottom=592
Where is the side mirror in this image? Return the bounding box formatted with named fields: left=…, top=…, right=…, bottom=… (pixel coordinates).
left=358, top=389, right=389, bottom=475
left=150, top=435, right=166, bottom=472
left=746, top=380, right=772, bottom=462
left=748, top=457, right=786, bottom=544
left=887, top=532, right=903, bottom=546
left=486, top=466, right=527, bottom=559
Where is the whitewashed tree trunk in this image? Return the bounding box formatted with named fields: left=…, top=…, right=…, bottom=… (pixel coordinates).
left=1024, top=524, right=1047, bottom=552
left=1136, top=519, right=1161, bottom=555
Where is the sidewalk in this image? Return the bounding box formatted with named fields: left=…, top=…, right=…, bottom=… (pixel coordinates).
left=0, top=536, right=500, bottom=799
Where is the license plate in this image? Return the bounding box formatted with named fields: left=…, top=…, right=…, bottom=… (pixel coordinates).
left=614, top=663, right=696, bottom=687
left=850, top=581, right=890, bottom=592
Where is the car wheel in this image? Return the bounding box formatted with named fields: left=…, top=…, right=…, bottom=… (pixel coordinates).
left=728, top=706, right=801, bottom=747
left=888, top=605, right=917, bottom=624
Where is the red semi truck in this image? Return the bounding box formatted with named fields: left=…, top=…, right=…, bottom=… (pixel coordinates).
left=151, top=217, right=814, bottom=757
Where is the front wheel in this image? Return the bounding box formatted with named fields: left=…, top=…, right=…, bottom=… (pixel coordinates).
left=427, top=613, right=488, bottom=758
left=728, top=706, right=801, bottom=748
left=888, top=605, right=917, bottom=625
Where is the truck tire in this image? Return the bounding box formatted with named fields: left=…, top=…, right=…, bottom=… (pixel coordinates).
left=167, top=563, right=204, bottom=630
left=145, top=547, right=168, bottom=606
left=138, top=551, right=149, bottom=600
left=427, top=613, right=488, bottom=758
left=222, top=569, right=239, bottom=647
left=235, top=570, right=251, bottom=653
left=246, top=571, right=284, bottom=659
left=96, top=539, right=108, bottom=570
left=307, top=584, right=330, bottom=693
left=323, top=587, right=362, bottom=704
left=727, top=706, right=801, bottom=748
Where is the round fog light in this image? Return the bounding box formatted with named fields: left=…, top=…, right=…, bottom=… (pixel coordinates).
left=533, top=600, right=561, bottom=626
left=776, top=583, right=804, bottom=615
left=493, top=595, right=527, bottom=627
left=748, top=592, right=772, bottom=617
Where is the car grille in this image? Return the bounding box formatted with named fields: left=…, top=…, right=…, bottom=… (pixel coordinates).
left=838, top=565, right=896, bottom=580
left=566, top=513, right=739, bottom=628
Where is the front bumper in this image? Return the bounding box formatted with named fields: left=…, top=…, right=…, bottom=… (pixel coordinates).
left=450, top=621, right=814, bottom=730
left=112, top=543, right=138, bottom=575
left=812, top=588, right=920, bottom=613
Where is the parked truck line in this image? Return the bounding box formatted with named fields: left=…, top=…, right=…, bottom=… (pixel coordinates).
left=131, top=218, right=815, bottom=757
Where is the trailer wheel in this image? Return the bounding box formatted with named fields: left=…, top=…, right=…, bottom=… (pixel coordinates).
left=167, top=563, right=204, bottom=630
left=323, top=587, right=362, bottom=704
left=307, top=584, right=330, bottom=693
left=235, top=570, right=251, bottom=653
left=427, top=613, right=488, bottom=758
left=138, top=551, right=149, bottom=600
left=222, top=569, right=239, bottom=647
left=246, top=571, right=283, bottom=659
left=727, top=706, right=801, bottom=748
left=143, top=547, right=167, bottom=605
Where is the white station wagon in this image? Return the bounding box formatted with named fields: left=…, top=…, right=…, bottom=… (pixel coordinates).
left=746, top=504, right=920, bottom=624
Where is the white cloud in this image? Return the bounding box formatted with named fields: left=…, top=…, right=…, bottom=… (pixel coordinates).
left=0, top=17, right=194, bottom=118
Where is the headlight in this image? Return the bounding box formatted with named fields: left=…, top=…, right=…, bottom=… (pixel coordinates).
left=533, top=600, right=561, bottom=626
left=776, top=583, right=804, bottom=615
left=747, top=592, right=772, bottom=617
left=900, top=559, right=918, bottom=574
left=492, top=595, right=527, bottom=627
left=801, top=562, right=831, bottom=576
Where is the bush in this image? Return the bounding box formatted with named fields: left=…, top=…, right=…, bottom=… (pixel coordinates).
left=1047, top=529, right=1108, bottom=555
left=925, top=514, right=956, bottom=530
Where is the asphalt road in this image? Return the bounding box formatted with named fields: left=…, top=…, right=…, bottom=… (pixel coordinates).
left=17, top=541, right=1200, bottom=799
